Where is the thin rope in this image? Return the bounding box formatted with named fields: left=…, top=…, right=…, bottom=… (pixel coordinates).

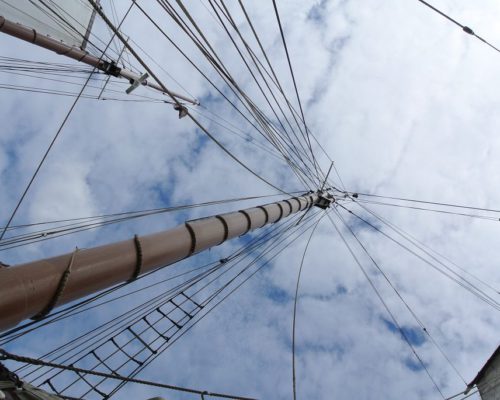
left=292, top=214, right=324, bottom=399
left=335, top=208, right=467, bottom=385
left=327, top=211, right=446, bottom=399
left=416, top=0, right=500, bottom=53
left=0, top=349, right=255, bottom=400
left=0, top=2, right=134, bottom=241
left=355, top=191, right=500, bottom=214
left=91, top=0, right=294, bottom=195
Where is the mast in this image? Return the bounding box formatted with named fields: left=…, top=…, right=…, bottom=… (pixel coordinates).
left=0, top=15, right=199, bottom=105
left=0, top=193, right=324, bottom=332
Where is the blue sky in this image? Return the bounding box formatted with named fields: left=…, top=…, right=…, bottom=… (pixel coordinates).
left=1, top=1, right=500, bottom=399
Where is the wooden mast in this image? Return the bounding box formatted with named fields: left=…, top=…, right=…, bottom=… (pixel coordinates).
left=0, top=193, right=320, bottom=332
left=0, top=4, right=328, bottom=334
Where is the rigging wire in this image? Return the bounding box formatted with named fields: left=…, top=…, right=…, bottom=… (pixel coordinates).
left=233, top=0, right=337, bottom=189
left=0, top=348, right=255, bottom=400
left=453, top=373, right=500, bottom=400
left=332, top=162, right=347, bottom=192
left=132, top=1, right=320, bottom=189
left=188, top=107, right=315, bottom=192
left=0, top=76, right=90, bottom=242
left=157, top=0, right=320, bottom=188
left=106, top=208, right=325, bottom=398
left=0, top=195, right=307, bottom=344
left=271, top=0, right=321, bottom=179
left=291, top=211, right=325, bottom=400
left=0, top=0, right=120, bottom=61
left=3, top=192, right=299, bottom=231
left=187, top=105, right=288, bottom=162
left=0, top=75, right=168, bottom=103
left=0, top=2, right=134, bottom=242
left=39, top=209, right=316, bottom=378
left=416, top=0, right=500, bottom=54
left=326, top=211, right=446, bottom=399
left=16, top=210, right=313, bottom=378
left=234, top=0, right=311, bottom=138
left=2, top=0, right=491, bottom=397
left=208, top=0, right=297, bottom=139
left=0, top=260, right=220, bottom=344
left=21, top=209, right=322, bottom=398
left=237, top=0, right=334, bottom=169
left=0, top=192, right=303, bottom=249
left=0, top=56, right=96, bottom=74
left=270, top=0, right=310, bottom=139
left=125, top=32, right=197, bottom=101
left=452, top=374, right=500, bottom=400
left=90, top=0, right=298, bottom=195
left=102, top=8, right=126, bottom=61
left=334, top=207, right=468, bottom=386
left=157, top=0, right=321, bottom=186
left=208, top=0, right=321, bottom=185
left=454, top=391, right=478, bottom=400
left=337, top=203, right=500, bottom=311
left=350, top=199, right=500, bottom=296
left=355, top=192, right=500, bottom=215
left=445, top=390, right=473, bottom=400
left=354, top=198, right=500, bottom=222
left=0, top=83, right=169, bottom=103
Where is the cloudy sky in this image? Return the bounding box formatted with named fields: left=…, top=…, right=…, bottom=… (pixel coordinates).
left=1, top=0, right=500, bottom=399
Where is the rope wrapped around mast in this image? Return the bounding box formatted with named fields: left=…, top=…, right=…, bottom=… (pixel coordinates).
left=30, top=248, right=79, bottom=321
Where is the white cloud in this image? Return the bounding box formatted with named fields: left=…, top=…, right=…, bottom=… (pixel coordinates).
left=1, top=1, right=500, bottom=399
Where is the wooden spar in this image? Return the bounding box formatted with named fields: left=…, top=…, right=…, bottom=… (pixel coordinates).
left=0, top=193, right=319, bottom=332
left=0, top=15, right=199, bottom=105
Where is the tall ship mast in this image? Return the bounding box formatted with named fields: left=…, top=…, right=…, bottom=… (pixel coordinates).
left=0, top=1, right=499, bottom=399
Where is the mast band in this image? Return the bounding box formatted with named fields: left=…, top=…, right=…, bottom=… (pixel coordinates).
left=215, top=215, right=229, bottom=243
left=276, top=203, right=284, bottom=222
left=283, top=200, right=293, bottom=215
left=185, top=222, right=197, bottom=256
left=128, top=235, right=143, bottom=282
left=308, top=196, right=314, bottom=208
left=238, top=210, right=252, bottom=235
left=257, top=206, right=269, bottom=224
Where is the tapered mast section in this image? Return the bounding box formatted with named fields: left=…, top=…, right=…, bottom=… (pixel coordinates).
left=0, top=15, right=199, bottom=105
left=0, top=193, right=320, bottom=332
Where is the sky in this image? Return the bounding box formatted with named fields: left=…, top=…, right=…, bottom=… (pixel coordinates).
left=1, top=0, right=500, bottom=399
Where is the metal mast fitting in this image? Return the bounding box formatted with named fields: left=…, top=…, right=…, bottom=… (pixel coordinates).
left=0, top=194, right=318, bottom=332
left=314, top=190, right=334, bottom=210
left=0, top=16, right=199, bottom=105
left=314, top=161, right=335, bottom=209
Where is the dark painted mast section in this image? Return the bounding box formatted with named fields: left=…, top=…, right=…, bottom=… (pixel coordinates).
left=0, top=193, right=320, bottom=332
